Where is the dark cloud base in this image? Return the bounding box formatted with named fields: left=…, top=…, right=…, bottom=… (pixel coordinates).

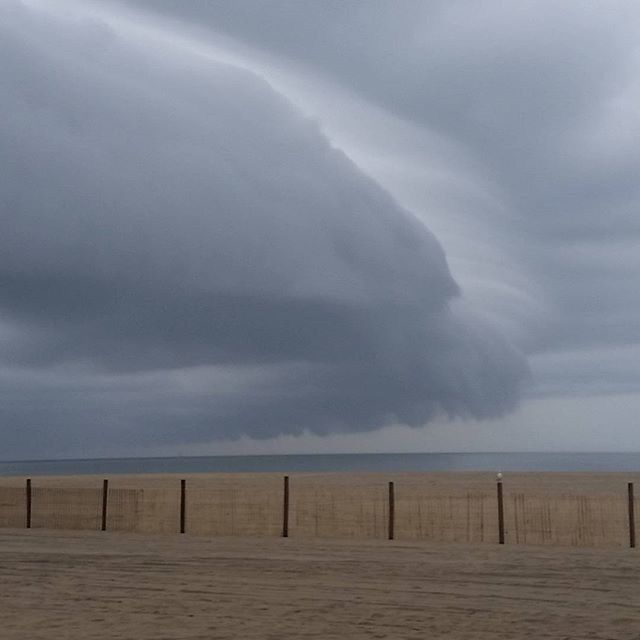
left=0, top=2, right=528, bottom=457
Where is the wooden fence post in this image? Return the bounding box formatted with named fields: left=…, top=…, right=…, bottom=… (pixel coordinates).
left=629, top=482, right=636, bottom=549
left=180, top=479, right=186, bottom=534
left=101, top=479, right=109, bottom=531
left=388, top=481, right=395, bottom=540
left=282, top=476, right=289, bottom=538
left=26, top=478, right=32, bottom=529
left=497, top=473, right=505, bottom=544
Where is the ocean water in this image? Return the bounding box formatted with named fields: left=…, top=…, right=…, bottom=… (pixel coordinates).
left=0, top=452, right=639, bottom=477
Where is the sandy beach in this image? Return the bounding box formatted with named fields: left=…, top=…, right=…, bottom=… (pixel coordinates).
left=1, top=528, right=638, bottom=639
left=1, top=474, right=639, bottom=638
left=1, top=472, right=638, bottom=547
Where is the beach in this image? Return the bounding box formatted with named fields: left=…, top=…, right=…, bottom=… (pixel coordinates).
left=1, top=472, right=639, bottom=638
left=1, top=472, right=638, bottom=546
left=1, top=528, right=638, bottom=639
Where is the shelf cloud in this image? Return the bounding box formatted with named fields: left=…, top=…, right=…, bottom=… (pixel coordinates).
left=0, top=1, right=528, bottom=456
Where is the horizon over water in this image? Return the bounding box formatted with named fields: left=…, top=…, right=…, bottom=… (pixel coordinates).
left=1, top=452, right=640, bottom=476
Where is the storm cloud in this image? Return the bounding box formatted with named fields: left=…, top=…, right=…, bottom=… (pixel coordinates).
left=0, top=1, right=529, bottom=457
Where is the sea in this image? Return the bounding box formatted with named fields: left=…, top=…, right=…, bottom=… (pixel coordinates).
left=0, top=452, right=639, bottom=477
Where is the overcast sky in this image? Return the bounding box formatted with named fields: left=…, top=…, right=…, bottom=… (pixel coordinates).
left=1, top=0, right=639, bottom=459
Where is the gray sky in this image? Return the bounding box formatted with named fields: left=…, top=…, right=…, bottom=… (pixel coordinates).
left=1, top=0, right=639, bottom=458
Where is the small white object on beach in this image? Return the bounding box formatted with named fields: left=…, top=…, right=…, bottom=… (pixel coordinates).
left=496, top=472, right=503, bottom=481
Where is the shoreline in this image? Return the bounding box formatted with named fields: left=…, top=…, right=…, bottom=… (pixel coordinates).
left=3, top=452, right=640, bottom=477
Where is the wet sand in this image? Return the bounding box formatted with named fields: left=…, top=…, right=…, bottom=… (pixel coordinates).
left=0, top=528, right=638, bottom=639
